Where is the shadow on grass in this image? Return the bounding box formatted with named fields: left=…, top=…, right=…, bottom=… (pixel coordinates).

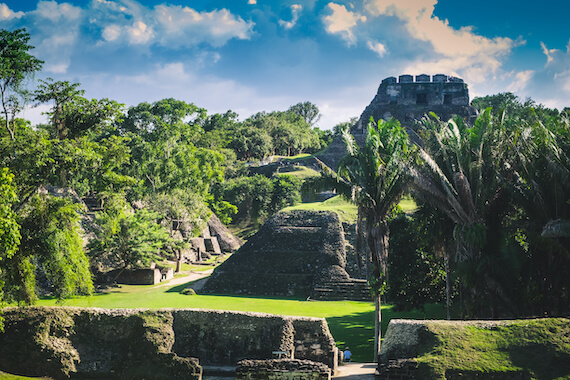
left=327, top=310, right=375, bottom=363
left=327, top=303, right=447, bottom=363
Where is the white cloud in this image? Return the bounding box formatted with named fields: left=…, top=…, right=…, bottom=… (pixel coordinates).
left=248, top=0, right=257, bottom=4
left=102, top=24, right=121, bottom=41
left=363, top=0, right=518, bottom=86
left=541, top=41, right=557, bottom=64
left=279, top=4, right=302, bottom=30
left=322, top=3, right=366, bottom=45
left=367, top=40, right=387, bottom=57
left=23, top=1, right=84, bottom=74
left=507, top=70, right=534, bottom=93
left=0, top=3, right=24, bottom=20
left=126, top=20, right=153, bottom=44
left=153, top=5, right=254, bottom=47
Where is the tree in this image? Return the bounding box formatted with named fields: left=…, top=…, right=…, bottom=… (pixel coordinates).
left=307, top=118, right=411, bottom=360
left=89, top=196, right=171, bottom=270
left=409, top=110, right=527, bottom=317
left=120, top=99, right=223, bottom=197
left=5, top=193, right=93, bottom=304
left=0, top=168, right=21, bottom=328
left=34, top=78, right=124, bottom=140
left=0, top=28, right=43, bottom=140
left=222, top=175, right=274, bottom=228
left=145, top=190, right=211, bottom=272
left=288, top=101, right=321, bottom=127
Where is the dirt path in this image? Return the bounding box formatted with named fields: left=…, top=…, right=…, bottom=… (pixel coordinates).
left=334, top=363, right=377, bottom=379
left=157, top=268, right=215, bottom=288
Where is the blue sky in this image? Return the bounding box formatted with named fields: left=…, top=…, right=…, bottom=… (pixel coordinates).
left=1, top=0, right=569, bottom=129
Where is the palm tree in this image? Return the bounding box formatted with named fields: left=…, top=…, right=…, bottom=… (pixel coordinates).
left=308, top=117, right=411, bottom=360
left=409, top=110, right=516, bottom=316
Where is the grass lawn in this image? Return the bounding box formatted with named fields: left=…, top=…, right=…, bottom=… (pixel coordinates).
left=35, top=276, right=446, bottom=363
left=416, top=319, right=570, bottom=379
left=275, top=165, right=321, bottom=179
left=283, top=195, right=359, bottom=223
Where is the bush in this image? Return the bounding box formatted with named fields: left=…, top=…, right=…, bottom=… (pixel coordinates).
left=181, top=288, right=196, bottom=295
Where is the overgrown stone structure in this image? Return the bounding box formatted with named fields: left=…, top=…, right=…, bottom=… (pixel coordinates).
left=318, top=74, right=477, bottom=168
left=0, top=307, right=337, bottom=379
left=352, top=74, right=476, bottom=134
left=201, top=210, right=370, bottom=301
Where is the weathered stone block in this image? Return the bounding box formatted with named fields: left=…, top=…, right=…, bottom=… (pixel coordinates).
left=236, top=359, right=331, bottom=380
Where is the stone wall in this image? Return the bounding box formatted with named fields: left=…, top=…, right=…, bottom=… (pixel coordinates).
left=0, top=307, right=337, bottom=379
left=236, top=359, right=331, bottom=380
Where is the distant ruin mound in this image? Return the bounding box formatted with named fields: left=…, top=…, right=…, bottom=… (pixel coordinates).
left=202, top=210, right=369, bottom=300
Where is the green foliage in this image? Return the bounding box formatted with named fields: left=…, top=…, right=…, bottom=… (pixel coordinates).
left=288, top=101, right=321, bottom=126
left=89, top=196, right=171, bottom=269
left=121, top=99, right=224, bottom=197
left=269, top=174, right=302, bottom=213
left=387, top=213, right=446, bottom=311
left=180, top=288, right=196, bottom=295
left=0, top=168, right=20, bottom=330
left=222, top=175, right=274, bottom=227
left=0, top=168, right=20, bottom=264
left=7, top=194, right=93, bottom=304
left=34, top=78, right=124, bottom=140
left=0, top=28, right=43, bottom=140
left=221, top=174, right=302, bottom=227
left=145, top=189, right=211, bottom=238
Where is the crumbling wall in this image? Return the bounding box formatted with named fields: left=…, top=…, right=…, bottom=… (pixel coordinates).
left=236, top=359, right=331, bottom=380
left=171, top=310, right=336, bottom=369
left=0, top=307, right=201, bottom=379
left=0, top=307, right=337, bottom=379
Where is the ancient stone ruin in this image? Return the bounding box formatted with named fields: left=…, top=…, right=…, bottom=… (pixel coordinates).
left=201, top=210, right=370, bottom=300
left=318, top=74, right=477, bottom=168
left=0, top=306, right=337, bottom=379
left=352, top=73, right=476, bottom=134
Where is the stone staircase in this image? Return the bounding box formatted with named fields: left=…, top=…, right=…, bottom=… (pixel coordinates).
left=311, top=278, right=371, bottom=301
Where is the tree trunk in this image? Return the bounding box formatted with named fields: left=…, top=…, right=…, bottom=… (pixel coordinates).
left=175, top=249, right=182, bottom=273
left=445, top=254, right=451, bottom=320
left=367, top=216, right=389, bottom=362
left=374, top=294, right=381, bottom=363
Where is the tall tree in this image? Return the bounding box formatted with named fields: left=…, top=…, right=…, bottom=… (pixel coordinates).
left=0, top=168, right=21, bottom=327
left=0, top=28, right=43, bottom=140
left=288, top=101, right=321, bottom=127
left=308, top=118, right=411, bottom=360
left=410, top=110, right=520, bottom=317
left=5, top=194, right=93, bottom=304
left=34, top=78, right=124, bottom=140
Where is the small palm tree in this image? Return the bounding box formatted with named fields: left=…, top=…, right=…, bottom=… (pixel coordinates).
left=308, top=117, right=411, bottom=360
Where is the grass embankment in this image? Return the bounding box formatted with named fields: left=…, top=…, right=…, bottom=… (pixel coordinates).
left=416, top=319, right=570, bottom=379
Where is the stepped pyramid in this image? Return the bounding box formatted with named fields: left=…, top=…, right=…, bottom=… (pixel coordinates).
left=202, top=210, right=370, bottom=301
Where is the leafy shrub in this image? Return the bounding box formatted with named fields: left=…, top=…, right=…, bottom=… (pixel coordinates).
left=181, top=288, right=196, bottom=295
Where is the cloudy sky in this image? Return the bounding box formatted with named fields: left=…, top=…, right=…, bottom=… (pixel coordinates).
left=2, top=0, right=569, bottom=129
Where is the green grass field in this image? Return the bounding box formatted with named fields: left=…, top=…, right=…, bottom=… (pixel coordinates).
left=283, top=195, right=359, bottom=223
left=35, top=276, right=446, bottom=363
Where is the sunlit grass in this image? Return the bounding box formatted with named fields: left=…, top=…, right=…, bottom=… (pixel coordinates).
left=283, top=195, right=358, bottom=223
